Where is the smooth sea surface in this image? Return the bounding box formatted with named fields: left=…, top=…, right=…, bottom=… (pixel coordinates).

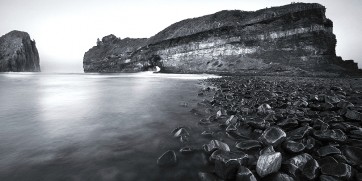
left=0, top=72, right=218, bottom=181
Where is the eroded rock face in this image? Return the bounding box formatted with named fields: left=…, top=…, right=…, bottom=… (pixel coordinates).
left=83, top=35, right=147, bottom=72
left=83, top=3, right=361, bottom=75
left=0, top=30, right=40, bottom=72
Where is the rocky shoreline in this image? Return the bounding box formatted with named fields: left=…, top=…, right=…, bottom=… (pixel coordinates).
left=157, top=76, right=362, bottom=180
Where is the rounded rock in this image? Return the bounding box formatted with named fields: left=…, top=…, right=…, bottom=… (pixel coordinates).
left=157, top=150, right=177, bottom=167
left=259, top=127, right=286, bottom=146
left=256, top=152, right=282, bottom=177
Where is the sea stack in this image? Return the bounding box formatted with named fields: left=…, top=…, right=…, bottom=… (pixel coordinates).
left=83, top=3, right=360, bottom=75
left=0, top=30, right=40, bottom=72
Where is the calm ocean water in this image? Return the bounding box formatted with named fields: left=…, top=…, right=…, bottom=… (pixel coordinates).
left=0, top=72, right=218, bottom=181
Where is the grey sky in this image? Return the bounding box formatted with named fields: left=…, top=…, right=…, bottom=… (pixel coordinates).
left=0, top=0, right=361, bottom=72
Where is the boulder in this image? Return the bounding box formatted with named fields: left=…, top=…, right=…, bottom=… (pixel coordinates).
left=256, top=152, right=282, bottom=177
left=157, top=150, right=177, bottom=167
left=259, top=127, right=286, bottom=146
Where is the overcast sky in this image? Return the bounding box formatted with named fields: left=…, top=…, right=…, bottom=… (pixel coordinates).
left=0, top=0, right=361, bottom=72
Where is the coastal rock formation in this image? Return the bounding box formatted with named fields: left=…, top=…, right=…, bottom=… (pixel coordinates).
left=83, top=3, right=360, bottom=75
left=0, top=30, right=40, bottom=72
left=83, top=35, right=147, bottom=72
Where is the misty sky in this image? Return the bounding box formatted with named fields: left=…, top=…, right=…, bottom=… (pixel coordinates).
left=0, top=0, right=361, bottom=72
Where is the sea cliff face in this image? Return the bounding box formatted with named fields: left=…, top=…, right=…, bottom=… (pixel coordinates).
left=0, top=30, right=40, bottom=72
left=83, top=3, right=360, bottom=75
left=83, top=35, right=147, bottom=72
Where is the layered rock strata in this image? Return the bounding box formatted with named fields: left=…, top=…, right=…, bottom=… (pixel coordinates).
left=83, top=3, right=360, bottom=75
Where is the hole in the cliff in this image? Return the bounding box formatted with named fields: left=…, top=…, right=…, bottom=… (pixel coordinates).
left=155, top=66, right=161, bottom=72
left=206, top=61, right=210, bottom=65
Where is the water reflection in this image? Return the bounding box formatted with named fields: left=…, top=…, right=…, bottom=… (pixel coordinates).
left=0, top=73, right=211, bottom=181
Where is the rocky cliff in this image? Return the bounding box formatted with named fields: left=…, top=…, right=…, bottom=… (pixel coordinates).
left=0, top=30, right=40, bottom=72
left=83, top=3, right=360, bottom=75
left=83, top=35, right=147, bottom=72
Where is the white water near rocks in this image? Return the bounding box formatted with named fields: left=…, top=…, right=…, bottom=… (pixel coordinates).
left=0, top=73, right=219, bottom=181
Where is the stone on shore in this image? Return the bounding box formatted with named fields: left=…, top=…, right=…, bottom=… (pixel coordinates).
left=203, top=140, right=230, bottom=154
left=235, top=140, right=262, bottom=151
left=259, top=127, right=286, bottom=146
left=256, top=152, right=282, bottom=177
left=320, top=163, right=352, bottom=179
left=157, top=150, right=177, bottom=167
left=235, top=166, right=257, bottom=181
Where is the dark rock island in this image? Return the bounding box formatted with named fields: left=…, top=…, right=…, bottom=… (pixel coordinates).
left=0, top=30, right=40, bottom=72
left=83, top=3, right=360, bottom=75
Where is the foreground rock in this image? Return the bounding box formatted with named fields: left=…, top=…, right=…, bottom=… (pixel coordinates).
left=157, top=150, right=177, bottom=167
left=0, top=30, right=40, bottom=72
left=256, top=152, right=282, bottom=177
left=157, top=76, right=362, bottom=180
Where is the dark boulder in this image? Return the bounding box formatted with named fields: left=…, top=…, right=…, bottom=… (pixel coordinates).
left=256, top=152, right=282, bottom=177
left=259, top=127, right=286, bottom=146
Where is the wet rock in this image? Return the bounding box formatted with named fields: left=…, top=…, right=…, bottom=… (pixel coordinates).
left=317, top=145, right=341, bottom=157
left=324, top=96, right=341, bottom=104
left=257, top=103, right=273, bottom=114
left=236, top=140, right=262, bottom=151
left=190, top=108, right=201, bottom=115
left=226, top=131, right=249, bottom=140
left=201, top=130, right=213, bottom=137
left=313, top=119, right=329, bottom=131
left=157, top=150, right=177, bottom=167
left=203, top=140, right=230, bottom=154
left=345, top=109, right=362, bottom=121
left=286, top=153, right=313, bottom=176
left=349, top=129, right=362, bottom=139
left=303, top=136, right=316, bottom=150
left=319, top=175, right=344, bottom=181
left=179, top=147, right=194, bottom=154
left=341, top=146, right=362, bottom=166
left=287, top=126, right=312, bottom=140
left=318, top=156, right=338, bottom=167
left=293, top=100, right=309, bottom=107
left=226, top=124, right=237, bottom=132
left=247, top=119, right=270, bottom=129
left=311, top=102, right=335, bottom=111
left=264, top=172, right=295, bottom=181
left=333, top=154, right=349, bottom=165
left=356, top=173, right=362, bottom=181
left=259, top=127, right=286, bottom=146
left=199, top=118, right=212, bottom=125
left=320, top=163, right=352, bottom=180
left=302, top=158, right=320, bottom=180
left=260, top=145, right=275, bottom=155
left=256, top=152, right=282, bottom=177
left=313, top=129, right=347, bottom=142
left=198, top=172, right=219, bottom=181
left=180, top=135, right=189, bottom=143
left=283, top=140, right=305, bottom=154
left=277, top=118, right=299, bottom=130
left=207, top=115, right=217, bottom=122
left=235, top=166, right=257, bottom=181
left=211, top=150, right=249, bottom=180
left=226, top=115, right=238, bottom=125
left=337, top=101, right=354, bottom=109
left=216, top=109, right=227, bottom=118
left=173, top=127, right=189, bottom=138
